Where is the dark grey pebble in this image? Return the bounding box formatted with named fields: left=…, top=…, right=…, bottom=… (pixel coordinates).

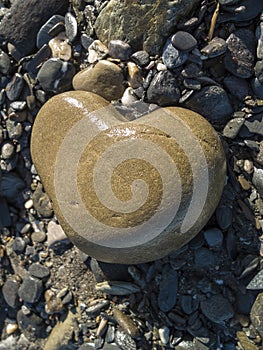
left=181, top=295, right=198, bottom=315
left=201, top=294, right=234, bottom=323
left=81, top=34, right=94, bottom=50
left=194, top=248, right=215, bottom=268
left=2, top=277, right=20, bottom=308
left=224, top=29, right=256, bottom=78
left=13, top=237, right=26, bottom=254
left=29, top=263, right=50, bottom=279
left=203, top=228, right=223, bottom=249
left=183, top=78, right=201, bottom=90
left=6, top=73, right=24, bottom=101
left=130, top=50, right=150, bottom=67
left=218, top=0, right=263, bottom=22
left=37, top=15, right=65, bottom=49
left=65, top=12, right=78, bottom=43
left=239, top=113, right=263, bottom=138
left=90, top=258, right=130, bottom=282
left=252, top=77, right=263, bottom=99
left=216, top=205, right=232, bottom=230
left=0, top=172, right=25, bottom=203
left=0, top=50, right=10, bottom=75
left=201, top=37, right=227, bottom=58
left=158, top=270, right=178, bottom=312
left=86, top=300, right=110, bottom=317
left=17, top=310, right=46, bottom=340
left=162, top=37, right=188, bottom=69
left=171, top=31, right=197, bottom=52
left=0, top=197, right=11, bottom=227
left=37, top=58, right=75, bottom=93
left=223, top=75, right=248, bottom=100
left=24, top=44, right=52, bottom=78
left=252, top=168, right=263, bottom=198
left=108, top=40, right=132, bottom=61
left=183, top=85, right=233, bottom=123
left=18, top=276, right=43, bottom=303
left=146, top=70, right=181, bottom=106
left=31, top=231, right=46, bottom=243
left=0, top=0, right=69, bottom=59
left=115, top=329, right=136, bottom=350
left=223, top=117, right=245, bottom=139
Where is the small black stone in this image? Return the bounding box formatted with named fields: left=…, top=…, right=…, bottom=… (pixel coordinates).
left=6, top=73, right=24, bottom=101
left=158, top=270, right=178, bottom=312
left=37, top=15, right=65, bottom=49
left=108, top=40, right=132, bottom=61
left=131, top=50, right=150, bottom=67
left=171, top=31, right=197, bottom=52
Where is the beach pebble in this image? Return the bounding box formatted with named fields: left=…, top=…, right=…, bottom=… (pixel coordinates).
left=65, top=12, right=78, bottom=42
left=224, top=29, right=256, bottom=78
left=171, top=31, right=197, bottom=52
left=18, top=276, right=43, bottom=303
left=108, top=40, right=132, bottom=60
left=162, top=37, right=188, bottom=69
left=49, top=32, right=72, bottom=61
left=158, top=270, right=178, bottom=312
left=146, top=70, right=181, bottom=106
left=201, top=37, right=227, bottom=58
left=200, top=294, right=234, bottom=323
left=203, top=228, right=224, bottom=249
left=73, top=60, right=125, bottom=101
left=37, top=15, right=65, bottom=49
left=130, top=50, right=150, bottom=67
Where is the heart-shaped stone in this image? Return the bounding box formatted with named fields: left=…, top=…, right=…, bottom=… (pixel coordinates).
left=31, top=91, right=226, bottom=264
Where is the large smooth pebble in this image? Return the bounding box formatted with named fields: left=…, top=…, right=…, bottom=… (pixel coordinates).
left=31, top=91, right=226, bottom=264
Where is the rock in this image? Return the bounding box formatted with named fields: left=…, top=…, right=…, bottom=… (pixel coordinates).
left=73, top=60, right=125, bottom=101
left=113, top=309, right=140, bottom=339
left=0, top=196, right=11, bottom=227
left=171, top=31, right=197, bottom=52
left=130, top=51, right=150, bottom=67
left=28, top=263, right=50, bottom=279
left=13, top=237, right=26, bottom=254
left=0, top=0, right=69, bottom=59
left=203, top=228, right=223, bottom=249
left=90, top=258, right=129, bottom=282
left=236, top=331, right=258, bottom=350
left=65, top=12, right=78, bottom=43
left=223, top=29, right=256, bottom=78
left=251, top=77, right=263, bottom=99
left=201, top=37, right=227, bottom=58
left=0, top=172, right=25, bottom=204
left=31, top=90, right=226, bottom=264
left=94, top=0, right=200, bottom=55
left=146, top=70, right=181, bottom=106
left=48, top=32, right=72, bottom=61
left=223, top=76, right=248, bottom=100
left=0, top=49, right=11, bottom=74
left=108, top=40, right=132, bottom=60
left=32, top=183, right=53, bottom=218
left=115, top=329, right=137, bottom=350
left=44, top=289, right=63, bottom=314
left=2, top=276, right=20, bottom=308
left=37, top=15, right=65, bottom=49
left=37, top=58, right=75, bottom=93
left=17, top=310, right=46, bottom=341
left=200, top=294, right=234, bottom=323
left=162, top=36, right=189, bottom=69
left=47, top=220, right=70, bottom=248
left=252, top=168, right=263, bottom=198
left=184, top=86, right=233, bottom=123
left=239, top=114, right=263, bottom=138
left=218, top=0, right=263, bottom=23
left=158, top=270, right=178, bottom=312
left=223, top=118, right=245, bottom=139
left=257, top=22, right=263, bottom=60
left=6, top=73, right=24, bottom=101
left=247, top=270, right=263, bottom=290
left=251, top=293, right=263, bottom=338
left=216, top=205, right=232, bottom=230
left=194, top=248, right=215, bottom=268
left=43, top=310, right=76, bottom=350
left=18, top=276, right=43, bottom=303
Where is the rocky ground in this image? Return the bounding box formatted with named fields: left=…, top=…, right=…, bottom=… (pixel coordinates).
left=1, top=0, right=263, bottom=349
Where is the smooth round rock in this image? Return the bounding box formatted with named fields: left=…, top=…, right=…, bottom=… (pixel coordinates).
left=31, top=91, right=226, bottom=264
left=171, top=31, right=197, bottom=52
left=73, top=60, right=125, bottom=101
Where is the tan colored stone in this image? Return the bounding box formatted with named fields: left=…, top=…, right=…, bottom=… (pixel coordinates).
left=127, top=61, right=143, bottom=89
left=31, top=91, right=226, bottom=264
left=72, top=60, right=125, bottom=101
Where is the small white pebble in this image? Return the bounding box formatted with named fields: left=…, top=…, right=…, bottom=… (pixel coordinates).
left=159, top=326, right=170, bottom=345
left=24, top=199, right=33, bottom=210
left=6, top=323, right=18, bottom=335
left=156, top=62, right=167, bottom=71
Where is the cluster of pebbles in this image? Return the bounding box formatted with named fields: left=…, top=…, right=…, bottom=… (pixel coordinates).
left=0, top=0, right=263, bottom=349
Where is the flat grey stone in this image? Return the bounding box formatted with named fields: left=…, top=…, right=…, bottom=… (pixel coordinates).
left=158, top=270, right=178, bottom=312
left=18, top=276, right=43, bottom=303
left=201, top=294, right=234, bottom=323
